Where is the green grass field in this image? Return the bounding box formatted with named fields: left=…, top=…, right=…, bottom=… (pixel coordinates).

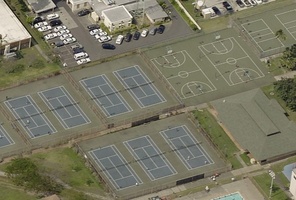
left=253, top=174, right=290, bottom=200
left=193, top=109, right=242, bottom=169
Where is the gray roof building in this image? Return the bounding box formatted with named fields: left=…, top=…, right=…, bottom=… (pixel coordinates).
left=102, top=6, right=132, bottom=23
left=27, top=0, right=56, bottom=14
left=211, top=88, right=296, bottom=164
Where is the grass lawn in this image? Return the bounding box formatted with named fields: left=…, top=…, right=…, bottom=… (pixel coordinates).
left=193, top=109, right=242, bottom=169
left=0, top=47, right=60, bottom=88
left=253, top=174, right=290, bottom=200
left=240, top=153, right=251, bottom=166
left=31, top=147, right=104, bottom=196
left=271, top=156, right=296, bottom=188
left=262, top=85, right=296, bottom=122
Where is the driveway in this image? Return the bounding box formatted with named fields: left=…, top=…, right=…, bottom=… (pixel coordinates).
left=54, top=0, right=194, bottom=62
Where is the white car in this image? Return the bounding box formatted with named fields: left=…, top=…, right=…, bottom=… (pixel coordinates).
left=60, top=33, right=73, bottom=40
left=89, top=29, right=100, bottom=36
left=34, top=21, right=48, bottom=28
left=44, top=33, right=58, bottom=40
left=77, top=58, right=91, bottom=65
left=63, top=37, right=77, bottom=44
left=46, top=13, right=59, bottom=21
left=115, top=35, right=124, bottom=45
left=254, top=0, right=262, bottom=4
left=57, top=29, right=70, bottom=36
left=38, top=25, right=52, bottom=32
left=94, top=32, right=108, bottom=39
left=141, top=29, right=148, bottom=37
left=53, top=25, right=67, bottom=32
left=98, top=35, right=111, bottom=43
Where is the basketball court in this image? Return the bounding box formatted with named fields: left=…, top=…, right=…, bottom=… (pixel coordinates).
left=0, top=125, right=15, bottom=148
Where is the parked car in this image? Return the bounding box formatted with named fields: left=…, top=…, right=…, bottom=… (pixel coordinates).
left=57, top=29, right=70, bottom=36
left=98, top=36, right=111, bottom=43
left=73, top=47, right=84, bottom=54
left=243, top=0, right=251, bottom=6
left=141, top=29, right=148, bottom=37
left=248, top=0, right=257, bottom=5
left=60, top=33, right=73, bottom=40
left=71, top=43, right=83, bottom=50
left=63, top=37, right=77, bottom=45
left=77, top=58, right=91, bottom=65
left=52, top=40, right=64, bottom=47
left=149, top=28, right=157, bottom=35
left=222, top=1, right=233, bottom=11
left=116, top=35, right=124, bottom=45
left=236, top=0, right=245, bottom=7
left=53, top=25, right=67, bottom=32
left=87, top=24, right=100, bottom=30
left=157, top=25, right=165, bottom=34
left=38, top=26, right=52, bottom=32
left=94, top=31, right=107, bottom=38
left=46, top=13, right=59, bottom=21
left=44, top=33, right=58, bottom=40
left=49, top=19, right=62, bottom=27
left=212, top=6, right=221, bottom=15
left=78, top=9, right=90, bottom=17
left=89, top=29, right=100, bottom=36
left=255, top=0, right=262, bottom=3
left=34, top=21, right=48, bottom=28
left=74, top=52, right=89, bottom=60
left=133, top=31, right=140, bottom=40
left=125, top=32, right=132, bottom=42
left=102, top=43, right=115, bottom=50
left=32, top=16, right=45, bottom=25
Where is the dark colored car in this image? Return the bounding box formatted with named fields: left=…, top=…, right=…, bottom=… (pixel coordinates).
left=236, top=0, right=245, bottom=8
left=133, top=31, right=140, bottom=40
left=102, top=43, right=115, bottom=50
left=222, top=1, right=233, bottom=11
left=78, top=9, right=90, bottom=17
left=49, top=19, right=62, bottom=27
left=32, top=16, right=45, bottom=25
left=52, top=40, right=64, bottom=47
left=157, top=25, right=165, bottom=34
left=73, top=48, right=84, bottom=54
left=125, top=32, right=132, bottom=42
left=87, top=24, right=100, bottom=30
left=149, top=28, right=157, bottom=35
left=212, top=6, right=221, bottom=15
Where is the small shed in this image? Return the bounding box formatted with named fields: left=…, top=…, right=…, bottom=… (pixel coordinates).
left=201, top=8, right=215, bottom=19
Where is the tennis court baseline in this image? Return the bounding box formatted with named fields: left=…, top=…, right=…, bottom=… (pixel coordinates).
left=38, top=86, right=91, bottom=129
left=5, top=95, right=56, bottom=138
left=160, top=125, right=214, bottom=170
left=89, top=145, right=142, bottom=190
left=0, top=125, right=15, bottom=148
left=124, top=135, right=177, bottom=181
left=80, top=75, right=132, bottom=117
left=113, top=65, right=166, bottom=108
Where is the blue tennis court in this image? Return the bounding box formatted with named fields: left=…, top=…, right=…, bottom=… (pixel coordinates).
left=113, top=65, right=166, bottom=108
left=124, top=135, right=177, bottom=181
left=38, top=86, right=91, bottom=129
left=89, top=145, right=142, bottom=190
left=80, top=75, right=132, bottom=117
left=0, top=125, right=14, bottom=148
left=160, top=125, right=214, bottom=170
left=5, top=95, right=56, bottom=138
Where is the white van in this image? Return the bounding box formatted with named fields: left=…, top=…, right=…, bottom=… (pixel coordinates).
left=74, top=52, right=88, bottom=60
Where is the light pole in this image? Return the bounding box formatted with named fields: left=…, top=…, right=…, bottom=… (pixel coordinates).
left=268, top=170, right=275, bottom=199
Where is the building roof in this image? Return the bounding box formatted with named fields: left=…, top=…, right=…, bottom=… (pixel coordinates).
left=124, top=0, right=167, bottom=20
left=102, top=6, right=132, bottom=23
left=211, top=88, right=296, bottom=162
left=0, top=1, right=31, bottom=45
left=27, top=0, right=56, bottom=14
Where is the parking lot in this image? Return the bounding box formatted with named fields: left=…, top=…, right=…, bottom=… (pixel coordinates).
left=39, top=0, right=194, bottom=67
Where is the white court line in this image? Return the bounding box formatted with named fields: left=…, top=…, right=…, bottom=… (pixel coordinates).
left=114, top=66, right=166, bottom=108
left=89, top=145, right=142, bottom=190
left=38, top=86, right=90, bottom=129
left=249, top=27, right=270, bottom=35
left=214, top=56, right=249, bottom=67
left=252, top=32, right=274, bottom=39
left=0, top=126, right=15, bottom=148
left=275, top=10, right=296, bottom=41
left=200, top=39, right=234, bottom=55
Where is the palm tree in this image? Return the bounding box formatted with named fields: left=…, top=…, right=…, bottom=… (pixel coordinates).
left=275, top=29, right=286, bottom=40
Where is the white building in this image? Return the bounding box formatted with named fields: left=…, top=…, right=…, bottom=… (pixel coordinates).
left=101, top=6, right=133, bottom=31
left=0, top=1, right=31, bottom=54
left=66, top=0, right=91, bottom=12
left=290, top=169, right=296, bottom=198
